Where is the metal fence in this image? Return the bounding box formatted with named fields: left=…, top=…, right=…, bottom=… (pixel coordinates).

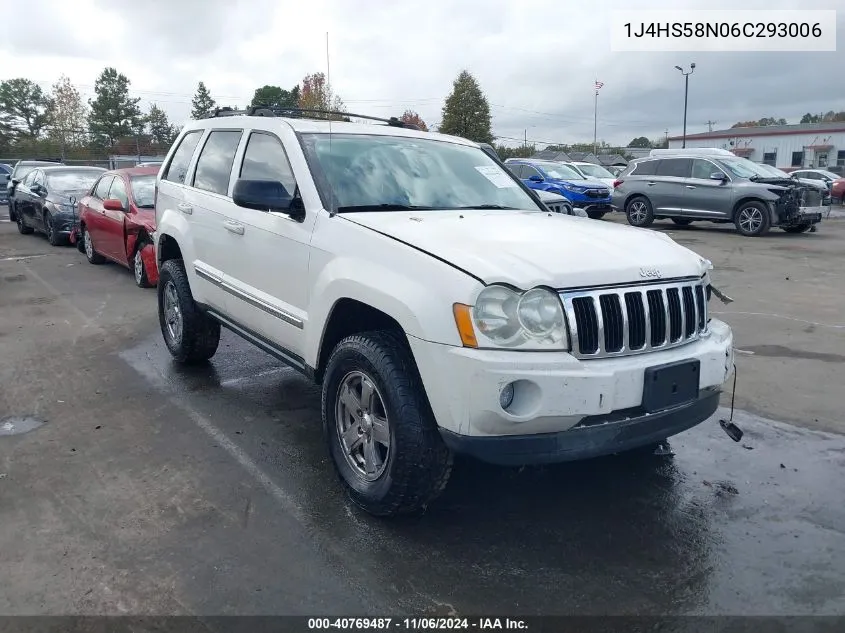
left=0, top=155, right=166, bottom=170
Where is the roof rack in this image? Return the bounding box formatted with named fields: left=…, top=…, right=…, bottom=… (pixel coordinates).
left=199, top=105, right=421, bottom=130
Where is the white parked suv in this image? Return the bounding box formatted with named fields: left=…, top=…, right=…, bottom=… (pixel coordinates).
left=154, top=107, right=735, bottom=516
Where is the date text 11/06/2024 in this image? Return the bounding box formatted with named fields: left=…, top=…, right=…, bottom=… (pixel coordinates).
left=307, top=618, right=528, bottom=630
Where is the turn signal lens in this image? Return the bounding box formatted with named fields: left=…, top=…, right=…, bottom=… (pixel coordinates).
left=453, top=303, right=478, bottom=348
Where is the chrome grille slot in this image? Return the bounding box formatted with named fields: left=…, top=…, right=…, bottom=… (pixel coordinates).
left=561, top=278, right=710, bottom=359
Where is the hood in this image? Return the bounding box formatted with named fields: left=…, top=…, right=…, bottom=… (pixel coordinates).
left=344, top=210, right=708, bottom=289
left=549, top=176, right=608, bottom=189
left=134, top=208, right=157, bottom=231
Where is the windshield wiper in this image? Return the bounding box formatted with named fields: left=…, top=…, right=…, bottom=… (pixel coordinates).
left=335, top=204, right=436, bottom=213
left=136, top=204, right=155, bottom=209
left=449, top=204, right=519, bottom=210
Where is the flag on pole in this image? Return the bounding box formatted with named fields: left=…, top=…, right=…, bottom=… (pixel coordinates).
left=595, top=80, right=604, bottom=92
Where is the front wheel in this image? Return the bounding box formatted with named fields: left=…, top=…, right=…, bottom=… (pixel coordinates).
left=157, top=259, right=220, bottom=364
left=16, top=213, right=33, bottom=235
left=586, top=209, right=606, bottom=220
left=133, top=243, right=153, bottom=288
left=322, top=331, right=453, bottom=516
left=44, top=211, right=65, bottom=246
left=672, top=218, right=693, bottom=226
left=734, top=201, right=771, bottom=237
left=625, top=196, right=654, bottom=227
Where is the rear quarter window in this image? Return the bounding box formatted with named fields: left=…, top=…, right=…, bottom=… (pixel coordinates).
left=631, top=160, right=658, bottom=176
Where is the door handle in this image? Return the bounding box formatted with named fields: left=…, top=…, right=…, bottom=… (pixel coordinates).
left=686, top=185, right=696, bottom=189
left=224, top=221, right=245, bottom=235
left=647, top=181, right=657, bottom=186
left=177, top=202, right=193, bottom=215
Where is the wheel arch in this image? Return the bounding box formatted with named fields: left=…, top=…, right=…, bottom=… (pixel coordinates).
left=732, top=196, right=773, bottom=222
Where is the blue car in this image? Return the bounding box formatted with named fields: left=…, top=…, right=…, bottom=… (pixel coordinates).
left=504, top=159, right=612, bottom=219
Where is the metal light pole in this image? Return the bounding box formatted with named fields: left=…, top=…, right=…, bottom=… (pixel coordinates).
left=674, top=63, right=695, bottom=148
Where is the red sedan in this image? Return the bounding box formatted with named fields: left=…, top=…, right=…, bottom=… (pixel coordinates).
left=73, top=166, right=159, bottom=287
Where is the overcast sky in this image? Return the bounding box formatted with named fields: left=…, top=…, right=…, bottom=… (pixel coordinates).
left=1, top=0, right=842, bottom=148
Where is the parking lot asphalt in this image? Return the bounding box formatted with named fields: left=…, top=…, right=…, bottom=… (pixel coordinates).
left=1, top=205, right=844, bottom=617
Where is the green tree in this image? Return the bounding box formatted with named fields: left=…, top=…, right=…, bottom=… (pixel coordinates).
left=297, top=73, right=346, bottom=119
left=399, top=109, right=428, bottom=131
left=146, top=103, right=179, bottom=146
left=87, top=67, right=143, bottom=147
left=438, top=70, right=493, bottom=144
left=250, top=85, right=300, bottom=109
left=190, top=81, right=217, bottom=119
left=800, top=113, right=821, bottom=124
left=47, top=75, right=88, bottom=150
left=494, top=143, right=536, bottom=160
left=627, top=136, right=651, bottom=148
left=0, top=78, right=53, bottom=139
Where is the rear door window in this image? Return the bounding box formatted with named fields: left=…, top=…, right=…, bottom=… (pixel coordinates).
left=163, top=130, right=203, bottom=185
left=192, top=130, right=244, bottom=196
left=94, top=176, right=114, bottom=199
left=656, top=158, right=692, bottom=178
left=632, top=160, right=658, bottom=176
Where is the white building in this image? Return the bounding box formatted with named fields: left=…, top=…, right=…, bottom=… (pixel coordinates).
left=667, top=121, right=845, bottom=171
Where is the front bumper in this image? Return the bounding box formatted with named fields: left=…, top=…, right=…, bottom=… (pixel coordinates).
left=573, top=201, right=612, bottom=213
left=797, top=207, right=823, bottom=224
left=408, top=319, right=733, bottom=464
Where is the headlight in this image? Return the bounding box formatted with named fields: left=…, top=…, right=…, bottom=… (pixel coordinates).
left=561, top=183, right=584, bottom=192
left=466, top=285, right=569, bottom=350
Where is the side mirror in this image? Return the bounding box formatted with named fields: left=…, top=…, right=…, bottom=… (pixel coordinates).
left=32, top=184, right=47, bottom=196
left=710, top=172, right=726, bottom=181
left=11, top=178, right=20, bottom=185
left=233, top=179, right=298, bottom=216
left=103, top=198, right=125, bottom=211
left=528, top=174, right=544, bottom=183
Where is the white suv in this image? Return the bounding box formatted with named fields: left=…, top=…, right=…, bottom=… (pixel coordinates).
left=154, top=108, right=735, bottom=516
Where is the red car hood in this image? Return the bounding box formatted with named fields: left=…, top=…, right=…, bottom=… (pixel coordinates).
left=134, top=208, right=156, bottom=231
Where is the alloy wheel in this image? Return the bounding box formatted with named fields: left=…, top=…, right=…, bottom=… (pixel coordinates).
left=134, top=250, right=144, bottom=284
left=162, top=281, right=183, bottom=344
left=84, top=229, right=94, bottom=259
left=335, top=371, right=391, bottom=481
left=738, top=207, right=763, bottom=234
left=629, top=200, right=647, bottom=223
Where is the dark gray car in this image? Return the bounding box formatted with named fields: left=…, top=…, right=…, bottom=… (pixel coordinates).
left=612, top=151, right=825, bottom=236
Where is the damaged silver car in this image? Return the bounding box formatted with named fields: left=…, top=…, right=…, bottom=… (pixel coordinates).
left=613, top=148, right=825, bottom=236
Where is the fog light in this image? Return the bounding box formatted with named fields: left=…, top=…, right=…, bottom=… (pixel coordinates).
left=499, top=382, right=515, bottom=410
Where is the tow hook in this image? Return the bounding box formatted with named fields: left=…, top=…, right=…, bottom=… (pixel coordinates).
left=710, top=285, right=733, bottom=304
left=718, top=364, right=743, bottom=442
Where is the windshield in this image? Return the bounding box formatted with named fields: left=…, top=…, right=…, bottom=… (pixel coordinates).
left=758, top=164, right=789, bottom=177
left=300, top=133, right=543, bottom=212
left=47, top=169, right=103, bottom=193
left=537, top=162, right=584, bottom=180
left=715, top=158, right=772, bottom=179
left=130, top=175, right=156, bottom=208
left=575, top=163, right=614, bottom=179
left=13, top=166, right=36, bottom=180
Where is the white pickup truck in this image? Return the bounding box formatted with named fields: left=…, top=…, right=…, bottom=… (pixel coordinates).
left=154, top=108, right=734, bottom=516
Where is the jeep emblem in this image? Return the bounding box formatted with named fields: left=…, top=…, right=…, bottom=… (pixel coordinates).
left=639, top=267, right=662, bottom=279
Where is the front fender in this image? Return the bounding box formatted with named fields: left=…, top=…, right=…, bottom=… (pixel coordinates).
left=305, top=254, right=480, bottom=368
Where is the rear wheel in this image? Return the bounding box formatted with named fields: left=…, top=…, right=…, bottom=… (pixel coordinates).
left=157, top=259, right=220, bottom=364
left=82, top=225, right=105, bottom=264
left=734, top=201, right=771, bottom=237
left=322, top=331, right=453, bottom=516
left=625, top=196, right=654, bottom=227
left=783, top=223, right=812, bottom=234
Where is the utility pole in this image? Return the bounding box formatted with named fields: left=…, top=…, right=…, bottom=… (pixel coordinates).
left=706, top=120, right=717, bottom=132
left=524, top=128, right=527, bottom=148
left=664, top=128, right=669, bottom=148
left=674, top=63, right=695, bottom=148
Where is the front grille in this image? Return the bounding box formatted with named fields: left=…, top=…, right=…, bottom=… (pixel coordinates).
left=561, top=278, right=709, bottom=359
left=586, top=188, right=609, bottom=198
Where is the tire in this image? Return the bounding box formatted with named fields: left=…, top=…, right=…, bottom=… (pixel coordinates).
left=783, top=223, right=812, bottom=234
left=734, top=201, right=771, bottom=237
left=561, top=202, right=574, bottom=216
left=81, top=225, right=106, bottom=264
left=672, top=218, right=693, bottom=226
left=625, top=196, right=654, bottom=227
left=133, top=242, right=153, bottom=288
left=587, top=209, right=606, bottom=220
left=322, top=331, right=453, bottom=517
left=44, top=211, right=65, bottom=246
left=16, top=212, right=33, bottom=235
left=8, top=203, right=16, bottom=222
left=157, top=259, right=220, bottom=364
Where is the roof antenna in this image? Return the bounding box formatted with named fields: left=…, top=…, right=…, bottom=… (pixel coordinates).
left=326, top=30, right=338, bottom=217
